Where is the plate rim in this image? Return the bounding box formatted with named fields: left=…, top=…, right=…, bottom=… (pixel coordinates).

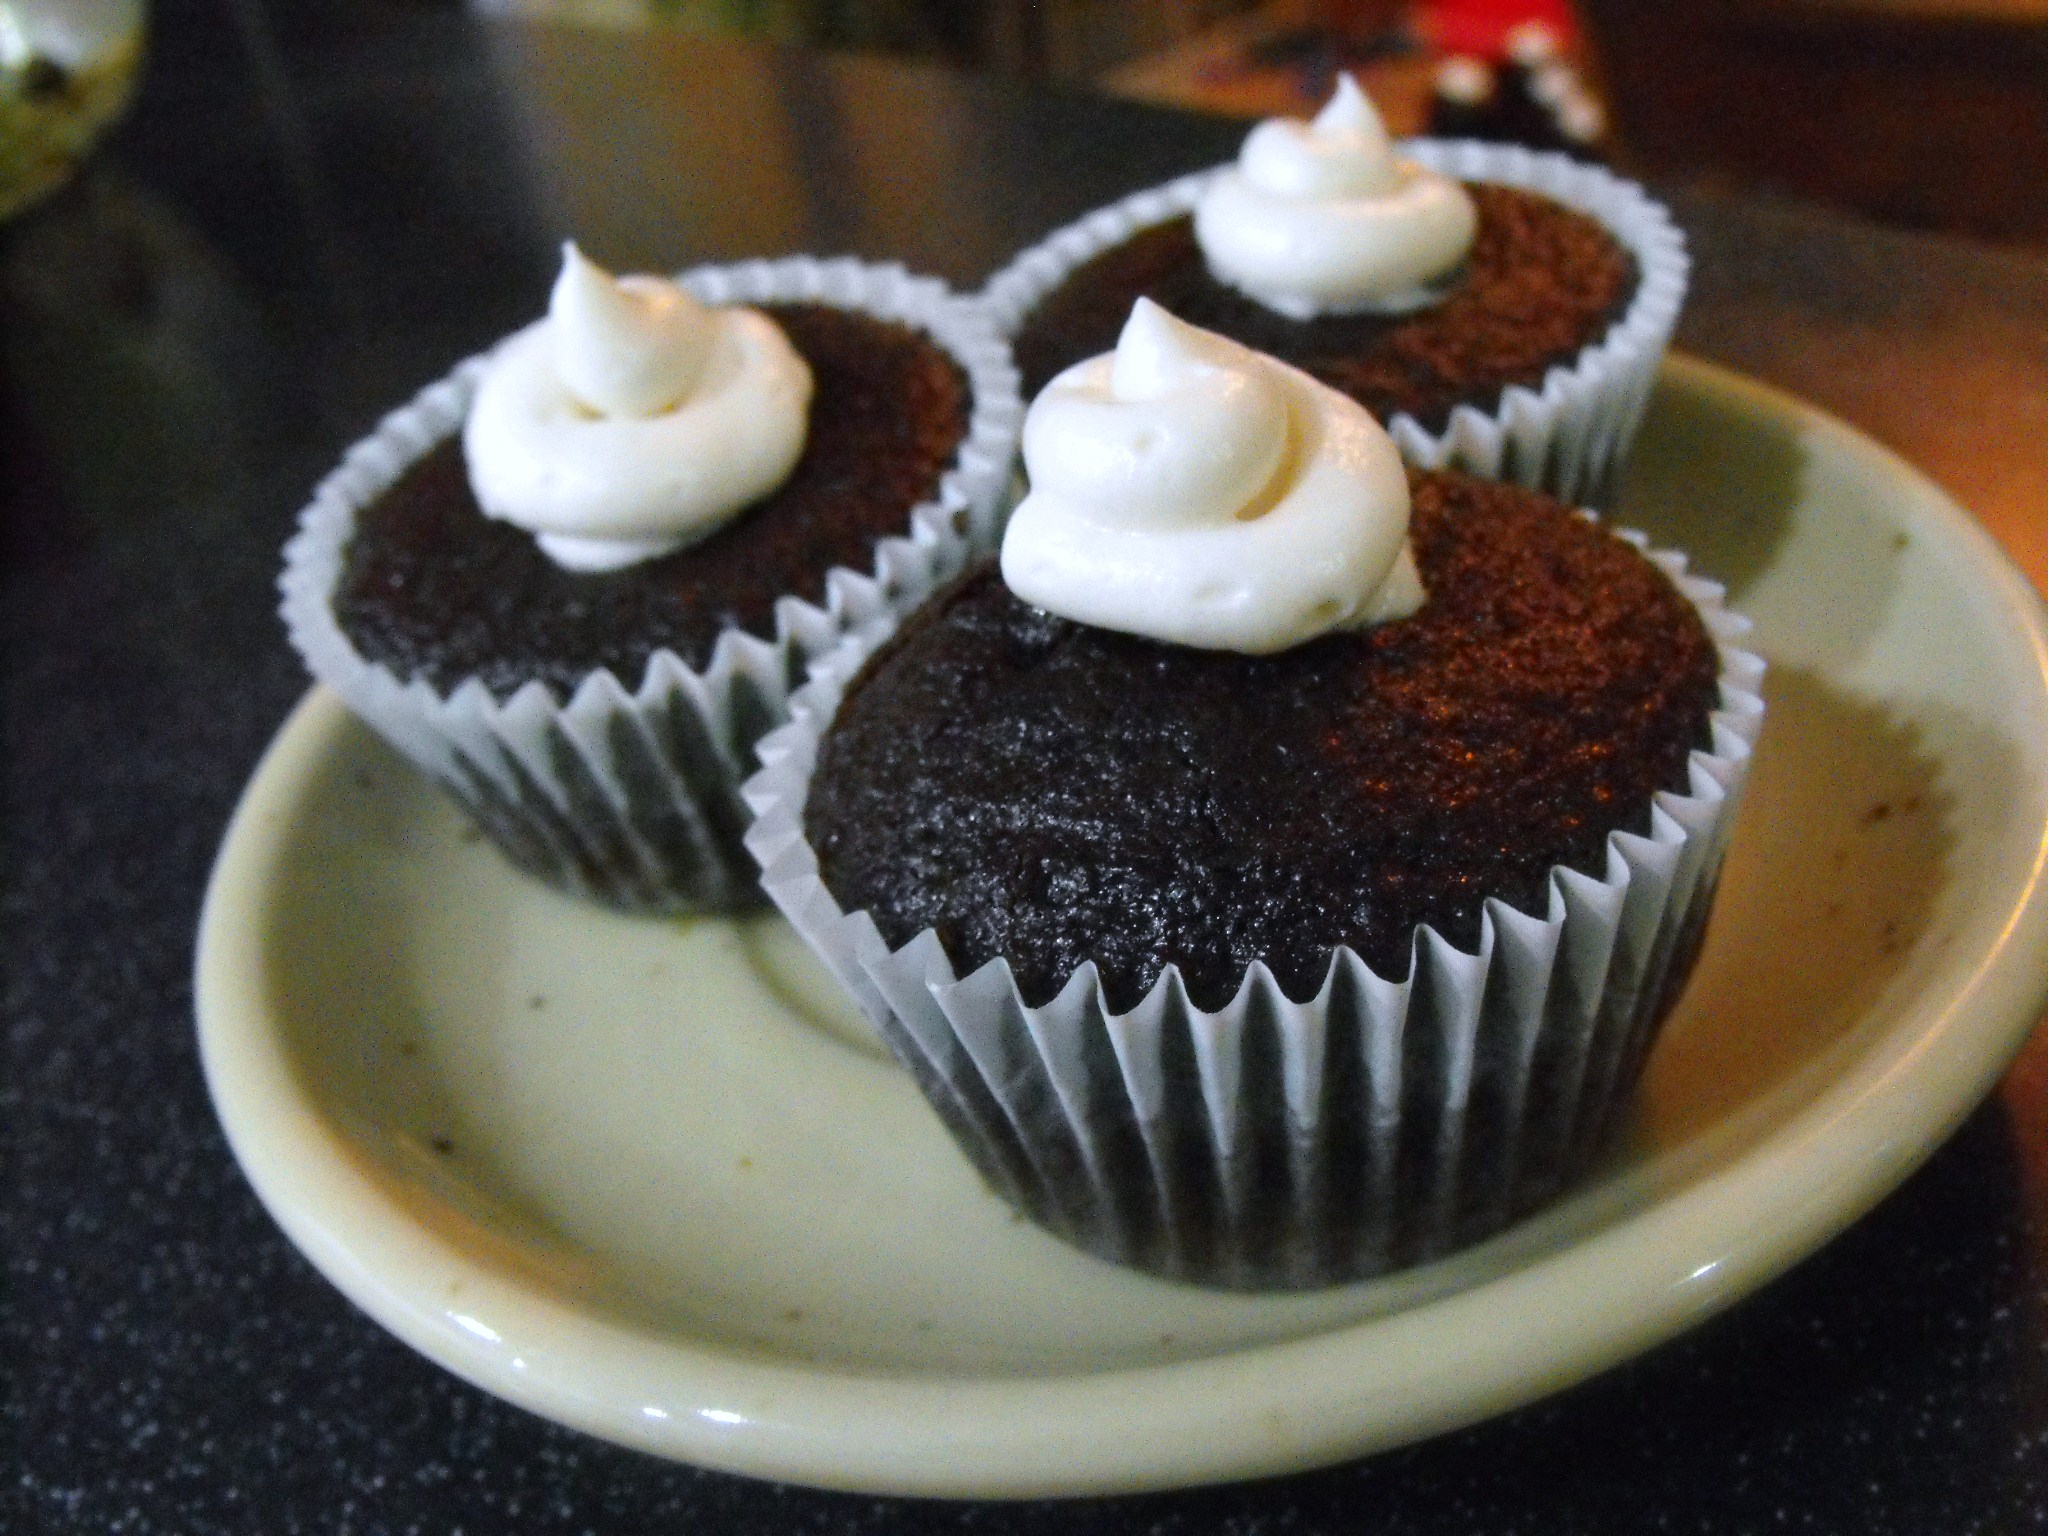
left=196, top=355, right=2048, bottom=1498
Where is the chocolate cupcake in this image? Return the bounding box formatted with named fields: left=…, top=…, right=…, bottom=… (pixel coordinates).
left=283, top=249, right=1021, bottom=911
left=747, top=305, right=1761, bottom=1289
left=983, top=76, right=1686, bottom=505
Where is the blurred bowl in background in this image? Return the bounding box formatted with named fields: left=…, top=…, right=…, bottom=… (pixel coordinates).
left=1, top=0, right=145, bottom=221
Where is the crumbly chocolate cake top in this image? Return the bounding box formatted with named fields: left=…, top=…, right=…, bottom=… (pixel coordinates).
left=333, top=303, right=970, bottom=697
left=805, top=472, right=1720, bottom=1012
left=1013, top=183, right=1633, bottom=434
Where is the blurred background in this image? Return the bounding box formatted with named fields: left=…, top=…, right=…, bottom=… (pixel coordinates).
left=5, top=0, right=2047, bottom=244
left=447, top=0, right=2048, bottom=252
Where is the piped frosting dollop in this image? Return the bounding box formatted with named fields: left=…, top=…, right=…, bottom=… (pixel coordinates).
left=463, top=244, right=813, bottom=572
left=1001, top=299, right=1423, bottom=653
left=1193, top=74, right=1478, bottom=319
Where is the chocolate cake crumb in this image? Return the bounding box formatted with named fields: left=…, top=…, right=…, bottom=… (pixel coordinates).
left=806, top=472, right=1719, bottom=1012
left=1013, top=184, right=1633, bottom=434
left=333, top=304, right=970, bottom=696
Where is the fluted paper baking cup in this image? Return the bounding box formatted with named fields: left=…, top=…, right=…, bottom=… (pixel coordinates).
left=981, top=142, right=1687, bottom=507
left=744, top=533, right=1763, bottom=1291
left=281, top=257, right=1022, bottom=912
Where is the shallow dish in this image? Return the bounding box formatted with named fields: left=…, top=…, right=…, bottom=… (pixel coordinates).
left=197, top=357, right=2048, bottom=1498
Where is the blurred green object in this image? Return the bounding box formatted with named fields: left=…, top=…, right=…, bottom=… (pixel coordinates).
left=648, top=0, right=954, bottom=52
left=0, top=0, right=144, bottom=221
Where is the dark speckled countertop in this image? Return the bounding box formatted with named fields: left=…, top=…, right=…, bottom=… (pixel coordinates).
left=10, top=2, right=2048, bottom=1529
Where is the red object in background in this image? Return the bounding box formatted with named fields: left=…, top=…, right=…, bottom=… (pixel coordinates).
left=1419, top=0, right=1578, bottom=57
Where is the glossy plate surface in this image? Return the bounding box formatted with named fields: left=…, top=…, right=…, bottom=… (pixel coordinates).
left=196, top=357, right=2048, bottom=1497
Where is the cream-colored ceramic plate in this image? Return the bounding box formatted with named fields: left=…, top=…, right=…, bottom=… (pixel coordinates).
left=197, top=357, right=2048, bottom=1499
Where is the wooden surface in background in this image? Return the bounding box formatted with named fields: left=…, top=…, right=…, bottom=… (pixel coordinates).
left=1105, top=0, right=2048, bottom=251
left=1584, top=0, right=2048, bottom=250
left=1104, top=0, right=1437, bottom=124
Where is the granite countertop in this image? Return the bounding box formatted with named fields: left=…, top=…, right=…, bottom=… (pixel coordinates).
left=9, top=1, right=2048, bottom=1529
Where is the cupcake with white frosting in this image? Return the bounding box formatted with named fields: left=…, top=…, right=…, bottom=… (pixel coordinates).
left=747, top=303, right=1762, bottom=1289
left=983, top=74, right=1686, bottom=506
left=282, top=245, right=1021, bottom=912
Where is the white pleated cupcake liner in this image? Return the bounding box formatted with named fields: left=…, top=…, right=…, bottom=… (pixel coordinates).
left=281, top=257, right=1023, bottom=913
left=980, top=141, right=1688, bottom=507
left=744, top=530, right=1763, bottom=1291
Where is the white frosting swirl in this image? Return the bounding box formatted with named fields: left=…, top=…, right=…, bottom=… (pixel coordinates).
left=1001, top=299, right=1423, bottom=654
left=462, top=244, right=813, bottom=572
left=1193, top=74, right=1478, bottom=319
